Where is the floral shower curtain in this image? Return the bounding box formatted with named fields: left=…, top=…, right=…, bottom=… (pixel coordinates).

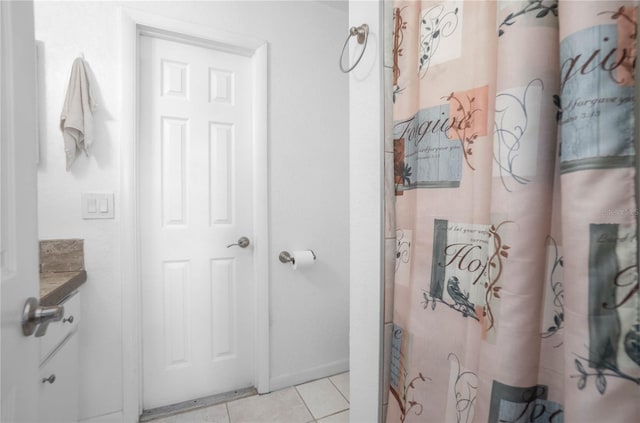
left=388, top=1, right=639, bottom=422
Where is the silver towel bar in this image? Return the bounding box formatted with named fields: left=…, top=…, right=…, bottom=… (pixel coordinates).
left=339, top=24, right=369, bottom=73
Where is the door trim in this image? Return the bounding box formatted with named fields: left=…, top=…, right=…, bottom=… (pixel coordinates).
left=119, top=8, right=269, bottom=421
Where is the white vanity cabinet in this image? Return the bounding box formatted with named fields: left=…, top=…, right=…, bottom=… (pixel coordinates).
left=38, top=291, right=80, bottom=423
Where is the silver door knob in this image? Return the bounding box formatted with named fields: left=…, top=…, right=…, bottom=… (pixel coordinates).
left=227, top=236, right=250, bottom=248
left=22, top=297, right=64, bottom=337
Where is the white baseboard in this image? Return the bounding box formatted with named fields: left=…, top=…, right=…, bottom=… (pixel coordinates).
left=269, top=359, right=349, bottom=392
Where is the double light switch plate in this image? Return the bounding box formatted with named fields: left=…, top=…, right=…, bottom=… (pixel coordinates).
left=81, top=193, right=114, bottom=219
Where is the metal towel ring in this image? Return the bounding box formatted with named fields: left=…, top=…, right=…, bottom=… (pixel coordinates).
left=339, top=24, right=369, bottom=73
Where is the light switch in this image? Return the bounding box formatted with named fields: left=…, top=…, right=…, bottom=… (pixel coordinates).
left=87, top=198, right=97, bottom=213
left=82, top=193, right=114, bottom=219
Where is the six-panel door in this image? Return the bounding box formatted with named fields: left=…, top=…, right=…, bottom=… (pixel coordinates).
left=139, top=34, right=255, bottom=409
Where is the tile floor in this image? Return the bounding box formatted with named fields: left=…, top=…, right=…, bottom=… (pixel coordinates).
left=152, top=372, right=350, bottom=423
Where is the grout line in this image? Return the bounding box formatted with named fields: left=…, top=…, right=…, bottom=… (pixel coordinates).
left=225, top=402, right=231, bottom=423
left=328, top=375, right=350, bottom=404
left=319, top=408, right=350, bottom=421
left=294, top=384, right=318, bottom=421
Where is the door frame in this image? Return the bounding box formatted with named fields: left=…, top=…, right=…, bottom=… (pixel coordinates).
left=119, top=8, right=269, bottom=421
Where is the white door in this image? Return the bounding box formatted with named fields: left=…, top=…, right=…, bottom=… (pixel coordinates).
left=139, top=34, right=255, bottom=409
left=1, top=1, right=40, bottom=421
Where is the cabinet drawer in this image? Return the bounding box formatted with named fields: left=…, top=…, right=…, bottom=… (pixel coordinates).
left=39, top=333, right=79, bottom=423
left=40, top=291, right=80, bottom=363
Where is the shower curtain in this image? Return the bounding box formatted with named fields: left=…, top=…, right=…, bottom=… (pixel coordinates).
left=387, top=1, right=639, bottom=422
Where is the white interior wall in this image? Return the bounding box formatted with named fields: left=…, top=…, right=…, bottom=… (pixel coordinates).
left=34, top=1, right=349, bottom=420
left=348, top=1, right=384, bottom=422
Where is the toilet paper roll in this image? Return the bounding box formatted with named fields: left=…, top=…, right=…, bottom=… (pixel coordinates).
left=291, top=250, right=316, bottom=270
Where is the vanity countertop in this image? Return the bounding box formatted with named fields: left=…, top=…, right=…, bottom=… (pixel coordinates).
left=40, top=271, right=87, bottom=306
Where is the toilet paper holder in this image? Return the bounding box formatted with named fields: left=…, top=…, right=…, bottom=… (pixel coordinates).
left=279, top=250, right=316, bottom=264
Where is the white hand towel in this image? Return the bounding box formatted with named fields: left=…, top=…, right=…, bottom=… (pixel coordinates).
left=60, top=57, right=97, bottom=171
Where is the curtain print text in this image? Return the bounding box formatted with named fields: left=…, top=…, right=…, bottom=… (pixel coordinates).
left=393, top=105, right=464, bottom=190
left=602, top=263, right=638, bottom=311
left=394, top=106, right=476, bottom=149
left=559, top=94, right=634, bottom=126
left=559, top=7, right=637, bottom=173
left=561, top=6, right=636, bottom=91
left=393, top=88, right=488, bottom=191
left=393, top=86, right=488, bottom=191
left=389, top=324, right=408, bottom=407
left=425, top=220, right=512, bottom=334
left=573, top=223, right=640, bottom=394
left=489, top=381, right=563, bottom=423
left=444, top=241, right=488, bottom=286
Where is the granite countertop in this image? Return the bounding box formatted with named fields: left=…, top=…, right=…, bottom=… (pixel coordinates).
left=40, top=271, right=87, bottom=306
left=39, top=239, right=86, bottom=305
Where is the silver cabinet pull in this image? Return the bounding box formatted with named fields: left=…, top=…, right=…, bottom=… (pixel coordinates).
left=42, top=374, right=56, bottom=384
left=226, top=236, right=250, bottom=248
left=63, top=315, right=74, bottom=324
left=22, top=297, right=64, bottom=337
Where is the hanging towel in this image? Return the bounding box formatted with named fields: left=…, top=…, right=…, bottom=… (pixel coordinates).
left=60, top=57, right=97, bottom=171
